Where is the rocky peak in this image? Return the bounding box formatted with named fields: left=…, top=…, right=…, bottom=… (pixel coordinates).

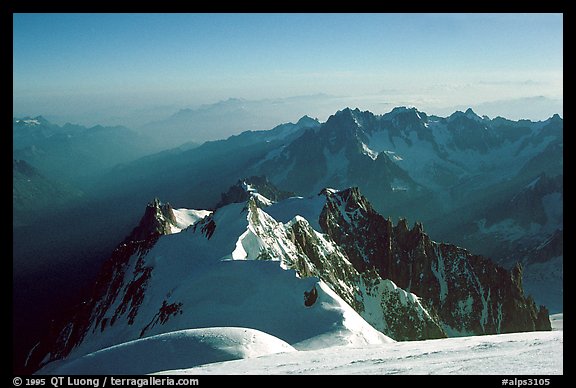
left=215, top=176, right=294, bottom=209
left=395, top=218, right=410, bottom=235
left=281, top=204, right=446, bottom=341
left=296, top=115, right=320, bottom=128
left=322, top=187, right=372, bottom=214
left=448, top=108, right=484, bottom=123
left=215, top=182, right=250, bottom=209
left=321, top=108, right=379, bottom=143
left=465, top=108, right=483, bottom=121
left=130, top=198, right=177, bottom=241
left=412, top=221, right=424, bottom=234
left=546, top=113, right=562, bottom=124
left=446, top=110, right=498, bottom=153
left=382, top=106, right=428, bottom=127
left=378, top=107, right=432, bottom=144
left=323, top=109, right=362, bottom=139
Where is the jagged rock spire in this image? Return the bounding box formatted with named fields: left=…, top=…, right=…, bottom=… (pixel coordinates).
left=130, top=198, right=177, bottom=241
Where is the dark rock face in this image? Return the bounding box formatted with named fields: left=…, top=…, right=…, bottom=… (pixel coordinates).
left=140, top=301, right=184, bottom=338
left=216, top=184, right=250, bottom=209
left=319, top=187, right=551, bottom=335
left=304, top=286, right=318, bottom=307
left=200, top=219, right=217, bottom=240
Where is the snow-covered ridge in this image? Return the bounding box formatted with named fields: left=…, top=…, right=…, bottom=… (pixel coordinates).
left=30, top=185, right=554, bottom=374
left=170, top=209, right=212, bottom=233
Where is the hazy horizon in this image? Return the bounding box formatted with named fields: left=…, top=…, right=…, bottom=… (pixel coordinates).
left=13, top=13, right=563, bottom=130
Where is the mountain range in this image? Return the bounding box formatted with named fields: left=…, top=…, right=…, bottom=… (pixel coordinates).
left=13, top=106, right=562, bottom=374
left=93, top=106, right=563, bottom=311
left=13, top=116, right=161, bottom=191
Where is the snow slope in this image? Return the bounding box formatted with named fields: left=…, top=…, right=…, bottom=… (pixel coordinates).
left=36, top=197, right=393, bottom=373
left=170, top=209, right=212, bottom=233
left=40, top=327, right=295, bottom=375
left=38, top=258, right=392, bottom=374
left=160, top=329, right=562, bottom=375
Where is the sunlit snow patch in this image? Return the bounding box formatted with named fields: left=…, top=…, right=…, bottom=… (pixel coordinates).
left=170, top=209, right=212, bottom=233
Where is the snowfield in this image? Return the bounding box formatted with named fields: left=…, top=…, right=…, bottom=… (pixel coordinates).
left=39, top=327, right=295, bottom=375
left=159, top=322, right=562, bottom=375
left=41, top=316, right=563, bottom=375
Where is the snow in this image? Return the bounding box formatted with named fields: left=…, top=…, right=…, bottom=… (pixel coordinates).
left=480, top=288, right=490, bottom=330
left=550, top=313, right=563, bottom=331
left=291, top=281, right=394, bottom=351
left=252, top=192, right=273, bottom=207
left=361, top=142, right=379, bottom=161
left=48, top=257, right=392, bottom=368
left=242, top=181, right=254, bottom=192
left=19, top=119, right=41, bottom=125
left=40, top=327, right=295, bottom=375
left=159, top=329, right=562, bottom=375
left=382, top=150, right=403, bottom=161
left=230, top=228, right=264, bottom=260
left=457, top=296, right=474, bottom=316
left=360, top=116, right=558, bottom=196
left=170, top=209, right=211, bottom=233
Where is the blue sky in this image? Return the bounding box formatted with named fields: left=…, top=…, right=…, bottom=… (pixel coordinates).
left=13, top=13, right=563, bottom=125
